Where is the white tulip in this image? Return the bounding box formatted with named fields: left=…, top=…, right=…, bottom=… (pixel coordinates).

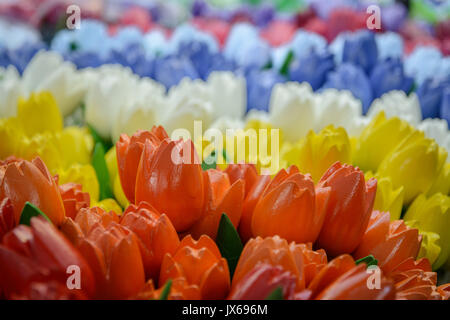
left=111, top=78, right=166, bottom=142
left=207, top=71, right=246, bottom=120
left=21, top=51, right=86, bottom=116
left=418, top=118, right=450, bottom=153
left=367, top=91, right=422, bottom=127
left=209, top=116, right=245, bottom=134
left=314, top=88, right=363, bottom=135
left=269, top=82, right=315, bottom=142
left=0, top=66, right=22, bottom=117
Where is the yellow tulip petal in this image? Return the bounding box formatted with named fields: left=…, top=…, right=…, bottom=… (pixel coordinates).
left=113, top=174, right=129, bottom=209
left=58, top=163, right=100, bottom=203
left=95, top=198, right=123, bottom=215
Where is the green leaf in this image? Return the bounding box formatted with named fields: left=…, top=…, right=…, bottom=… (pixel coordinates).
left=88, top=124, right=113, bottom=152
left=265, top=287, right=284, bottom=300
left=159, top=279, right=172, bottom=300
left=92, top=142, right=113, bottom=200
left=19, top=202, right=52, bottom=226
left=355, top=254, right=378, bottom=268
left=279, top=50, right=294, bottom=76
left=202, top=151, right=217, bottom=171
left=216, top=213, right=243, bottom=277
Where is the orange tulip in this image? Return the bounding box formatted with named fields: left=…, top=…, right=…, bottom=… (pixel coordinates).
left=0, top=217, right=95, bottom=299
left=438, top=284, right=450, bottom=300
left=251, top=165, right=331, bottom=243
left=10, top=280, right=88, bottom=300
left=135, top=139, right=204, bottom=232
left=239, top=174, right=271, bottom=242
left=61, top=206, right=119, bottom=246
left=58, top=183, right=90, bottom=219
left=0, top=198, right=15, bottom=241
left=120, top=201, right=180, bottom=279
left=316, top=162, right=377, bottom=256
left=388, top=258, right=441, bottom=300
left=189, top=169, right=244, bottom=239
left=314, top=264, right=396, bottom=300
left=116, top=127, right=168, bottom=203
left=228, top=263, right=297, bottom=300
left=354, top=211, right=422, bottom=274
left=159, top=235, right=230, bottom=300
left=0, top=157, right=65, bottom=226
left=224, top=163, right=258, bottom=196
left=76, top=221, right=145, bottom=299
left=137, top=277, right=201, bottom=300
left=233, top=236, right=327, bottom=292
left=293, top=243, right=328, bottom=287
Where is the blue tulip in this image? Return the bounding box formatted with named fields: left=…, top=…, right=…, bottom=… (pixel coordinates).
left=441, top=87, right=450, bottom=126
left=370, top=58, right=414, bottom=99
left=322, top=63, right=373, bottom=114
left=342, top=30, right=378, bottom=74
left=0, top=42, right=46, bottom=74
left=289, top=50, right=335, bottom=91
left=153, top=56, right=199, bottom=89
left=417, top=76, right=450, bottom=119
left=246, top=68, right=286, bottom=112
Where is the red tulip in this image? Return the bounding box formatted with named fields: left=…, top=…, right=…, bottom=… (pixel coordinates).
left=0, top=198, right=15, bottom=241
left=0, top=217, right=95, bottom=299
left=228, top=263, right=297, bottom=300
left=316, top=162, right=377, bottom=256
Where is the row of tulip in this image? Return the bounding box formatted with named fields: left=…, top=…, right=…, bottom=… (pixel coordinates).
left=0, top=123, right=449, bottom=300
left=1, top=49, right=449, bottom=147
left=1, top=87, right=449, bottom=273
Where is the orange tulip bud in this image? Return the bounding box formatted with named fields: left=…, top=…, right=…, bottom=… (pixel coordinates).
left=233, top=236, right=325, bottom=292
left=159, top=235, right=230, bottom=300
left=0, top=217, right=95, bottom=299
left=58, top=183, right=90, bottom=219
left=77, top=221, right=145, bottom=299
left=224, top=163, right=258, bottom=196
left=438, top=284, right=450, bottom=300
left=120, top=201, right=180, bottom=280
left=251, top=166, right=331, bottom=243
left=135, top=139, right=204, bottom=232
left=239, top=174, right=271, bottom=242
left=0, top=157, right=65, bottom=226
left=316, top=162, right=377, bottom=256
left=116, top=127, right=168, bottom=203
left=189, top=169, right=244, bottom=239
left=354, top=211, right=422, bottom=274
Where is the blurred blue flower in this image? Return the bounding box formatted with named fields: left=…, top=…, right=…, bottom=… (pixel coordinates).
left=289, top=50, right=335, bottom=91
left=142, top=30, right=168, bottom=58
left=417, top=76, right=450, bottom=119
left=66, top=51, right=106, bottom=69
left=153, top=56, right=199, bottom=89
left=375, top=32, right=404, bottom=60
left=0, top=42, right=45, bottom=74
left=106, top=43, right=154, bottom=78
left=51, top=20, right=110, bottom=57
left=381, top=3, right=407, bottom=32
left=246, top=68, right=286, bottom=112
left=272, top=30, right=327, bottom=71
left=370, top=58, right=413, bottom=99
left=168, top=24, right=218, bottom=54
left=322, top=63, right=373, bottom=114
left=109, top=26, right=144, bottom=52
left=441, top=87, right=450, bottom=126
left=404, top=46, right=449, bottom=86
left=177, top=41, right=215, bottom=80
left=342, top=30, right=378, bottom=74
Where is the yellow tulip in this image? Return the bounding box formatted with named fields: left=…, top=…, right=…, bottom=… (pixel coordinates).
left=353, top=112, right=413, bottom=172
left=94, top=198, right=123, bottom=215
left=365, top=171, right=404, bottom=221
left=0, top=117, right=25, bottom=159
left=17, top=92, right=63, bottom=137
left=105, top=146, right=118, bottom=187
left=58, top=163, right=100, bottom=203
left=427, top=159, right=450, bottom=197
left=281, top=125, right=351, bottom=183
left=57, top=126, right=94, bottom=168
left=404, top=193, right=450, bottom=270
left=113, top=174, right=129, bottom=209
left=378, top=131, right=442, bottom=204
left=405, top=220, right=441, bottom=267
